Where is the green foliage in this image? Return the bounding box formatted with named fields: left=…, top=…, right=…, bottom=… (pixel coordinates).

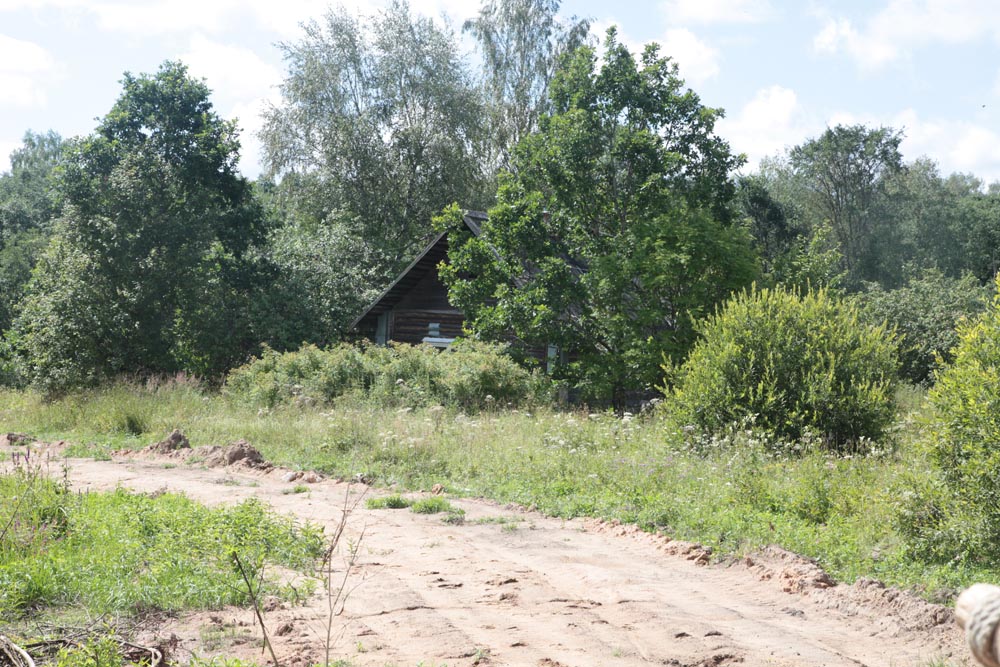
left=0, top=468, right=323, bottom=616
left=856, top=268, right=988, bottom=384
left=923, top=277, right=1000, bottom=562
left=787, top=124, right=904, bottom=287
left=54, top=636, right=124, bottom=667
left=262, top=217, right=386, bottom=347
left=410, top=496, right=452, bottom=514
left=0, top=229, right=47, bottom=337
left=224, top=340, right=549, bottom=411
left=442, top=31, right=757, bottom=404
left=665, top=285, right=899, bottom=450
left=0, top=130, right=63, bottom=241
left=13, top=62, right=268, bottom=392
left=261, top=1, right=489, bottom=275
left=4, top=382, right=997, bottom=595
left=463, top=0, right=591, bottom=175
left=367, top=494, right=413, bottom=509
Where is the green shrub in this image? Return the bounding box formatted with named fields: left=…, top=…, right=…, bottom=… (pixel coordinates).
left=856, top=269, right=988, bottom=385
left=924, top=277, right=1000, bottom=560
left=224, top=340, right=548, bottom=411
left=664, top=285, right=898, bottom=451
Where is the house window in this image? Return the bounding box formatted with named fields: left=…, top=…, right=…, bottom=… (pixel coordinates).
left=422, top=322, right=455, bottom=349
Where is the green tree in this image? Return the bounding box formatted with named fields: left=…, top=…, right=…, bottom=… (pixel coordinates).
left=464, top=0, right=591, bottom=176
left=956, top=188, right=1000, bottom=282
left=788, top=124, right=904, bottom=286
left=261, top=1, right=488, bottom=276
left=0, top=130, right=63, bottom=241
left=15, top=61, right=267, bottom=390
left=262, top=214, right=387, bottom=347
left=0, top=131, right=64, bottom=335
left=736, top=173, right=802, bottom=281
left=441, top=30, right=757, bottom=405
left=856, top=268, right=988, bottom=385
left=924, top=276, right=1000, bottom=561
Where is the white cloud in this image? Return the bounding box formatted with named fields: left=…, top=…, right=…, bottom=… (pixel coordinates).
left=176, top=35, right=285, bottom=177
left=589, top=22, right=720, bottom=84
left=897, top=111, right=1000, bottom=183
left=814, top=0, right=1000, bottom=70
left=0, top=34, right=57, bottom=109
left=179, top=35, right=282, bottom=104
left=661, top=0, right=772, bottom=24
left=90, top=1, right=228, bottom=34
left=229, top=98, right=271, bottom=179
left=659, top=28, right=720, bottom=84
left=812, top=17, right=901, bottom=70
left=0, top=0, right=433, bottom=38
left=717, top=85, right=819, bottom=170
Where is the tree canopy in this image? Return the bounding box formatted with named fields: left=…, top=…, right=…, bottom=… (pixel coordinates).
left=14, top=61, right=268, bottom=390
left=441, top=30, right=757, bottom=405
left=261, top=0, right=488, bottom=271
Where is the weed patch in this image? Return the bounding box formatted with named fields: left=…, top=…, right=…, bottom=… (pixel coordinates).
left=366, top=494, right=412, bottom=509
left=411, top=497, right=453, bottom=514
left=0, top=463, right=323, bottom=618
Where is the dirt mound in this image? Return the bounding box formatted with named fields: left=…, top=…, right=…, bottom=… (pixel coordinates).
left=146, top=429, right=190, bottom=454
left=3, top=433, right=35, bottom=446
left=198, top=439, right=270, bottom=470
left=139, top=432, right=272, bottom=471
left=814, top=577, right=954, bottom=635
left=746, top=546, right=836, bottom=592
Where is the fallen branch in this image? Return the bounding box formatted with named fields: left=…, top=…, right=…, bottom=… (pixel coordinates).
left=0, top=635, right=36, bottom=667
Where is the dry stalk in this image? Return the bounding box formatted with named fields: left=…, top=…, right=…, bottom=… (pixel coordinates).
left=232, top=552, right=281, bottom=667
left=320, top=484, right=368, bottom=667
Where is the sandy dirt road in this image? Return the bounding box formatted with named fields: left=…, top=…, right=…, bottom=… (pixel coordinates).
left=3, top=443, right=970, bottom=667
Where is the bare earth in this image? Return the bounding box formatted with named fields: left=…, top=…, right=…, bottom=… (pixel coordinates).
left=3, top=441, right=971, bottom=667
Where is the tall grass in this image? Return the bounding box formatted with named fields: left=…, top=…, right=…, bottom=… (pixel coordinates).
left=0, top=381, right=975, bottom=597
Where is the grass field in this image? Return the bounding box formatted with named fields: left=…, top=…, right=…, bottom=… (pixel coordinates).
left=0, top=380, right=981, bottom=600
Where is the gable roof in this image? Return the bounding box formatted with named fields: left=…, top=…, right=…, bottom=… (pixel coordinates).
left=349, top=210, right=486, bottom=330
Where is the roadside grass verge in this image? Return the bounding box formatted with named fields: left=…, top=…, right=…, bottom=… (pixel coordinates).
left=0, top=459, right=323, bottom=620
left=0, top=382, right=976, bottom=598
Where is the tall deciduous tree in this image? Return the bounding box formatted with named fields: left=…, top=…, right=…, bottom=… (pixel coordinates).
left=0, top=131, right=64, bottom=334
left=788, top=124, right=904, bottom=285
left=441, top=30, right=757, bottom=405
left=15, top=61, right=267, bottom=390
left=261, top=0, right=487, bottom=274
left=464, top=0, right=591, bottom=176
left=0, top=130, right=63, bottom=241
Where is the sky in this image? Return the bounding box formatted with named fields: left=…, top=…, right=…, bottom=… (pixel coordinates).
left=2, top=0, right=1000, bottom=185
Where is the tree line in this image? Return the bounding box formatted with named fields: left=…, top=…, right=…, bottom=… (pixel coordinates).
left=0, top=0, right=997, bottom=401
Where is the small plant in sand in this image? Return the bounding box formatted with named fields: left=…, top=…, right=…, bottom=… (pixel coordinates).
left=366, top=494, right=412, bottom=509
left=410, top=497, right=452, bottom=514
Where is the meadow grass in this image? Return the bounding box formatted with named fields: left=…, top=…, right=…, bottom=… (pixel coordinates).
left=0, top=455, right=324, bottom=620
left=0, top=381, right=979, bottom=598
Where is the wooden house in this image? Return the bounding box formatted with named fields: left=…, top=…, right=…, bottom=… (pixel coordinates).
left=350, top=210, right=486, bottom=348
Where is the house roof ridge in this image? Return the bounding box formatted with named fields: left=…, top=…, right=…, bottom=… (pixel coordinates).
left=348, top=208, right=485, bottom=330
